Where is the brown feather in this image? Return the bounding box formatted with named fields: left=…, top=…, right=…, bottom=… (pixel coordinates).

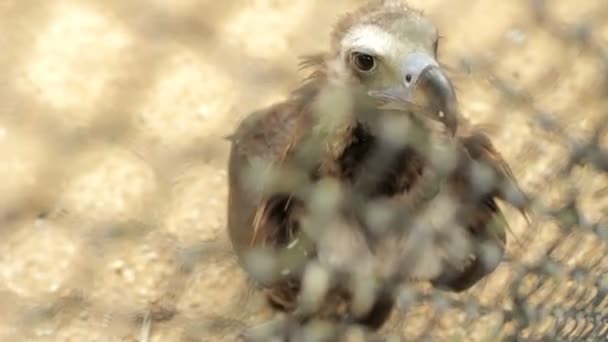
left=226, top=0, right=528, bottom=330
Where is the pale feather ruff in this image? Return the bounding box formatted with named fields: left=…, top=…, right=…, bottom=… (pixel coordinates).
left=340, top=24, right=399, bottom=58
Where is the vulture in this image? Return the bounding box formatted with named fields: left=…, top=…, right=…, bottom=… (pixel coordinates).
left=226, top=0, right=528, bottom=331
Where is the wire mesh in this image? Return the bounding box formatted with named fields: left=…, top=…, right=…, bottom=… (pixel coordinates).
left=0, top=0, right=607, bottom=341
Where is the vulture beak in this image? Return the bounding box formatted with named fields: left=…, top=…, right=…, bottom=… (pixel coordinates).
left=369, top=52, right=459, bottom=135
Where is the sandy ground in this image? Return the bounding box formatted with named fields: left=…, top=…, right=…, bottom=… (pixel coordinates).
left=0, top=0, right=607, bottom=341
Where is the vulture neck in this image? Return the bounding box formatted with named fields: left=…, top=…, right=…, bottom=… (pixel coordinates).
left=290, top=56, right=424, bottom=196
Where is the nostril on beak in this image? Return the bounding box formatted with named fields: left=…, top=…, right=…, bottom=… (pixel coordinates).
left=405, top=74, right=413, bottom=84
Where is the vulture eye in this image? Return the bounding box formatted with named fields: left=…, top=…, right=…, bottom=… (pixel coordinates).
left=351, top=52, right=376, bottom=72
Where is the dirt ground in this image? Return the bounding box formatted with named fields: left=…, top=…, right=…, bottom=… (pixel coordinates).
left=1, top=0, right=607, bottom=341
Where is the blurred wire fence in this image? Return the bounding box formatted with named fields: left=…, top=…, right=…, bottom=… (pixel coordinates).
left=0, top=0, right=608, bottom=341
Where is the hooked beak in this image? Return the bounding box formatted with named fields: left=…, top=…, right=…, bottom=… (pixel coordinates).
left=368, top=52, right=459, bottom=135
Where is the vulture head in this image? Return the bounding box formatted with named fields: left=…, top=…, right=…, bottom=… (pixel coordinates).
left=319, top=0, right=459, bottom=135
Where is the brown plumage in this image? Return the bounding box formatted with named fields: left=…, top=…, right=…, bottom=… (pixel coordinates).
left=227, top=0, right=528, bottom=331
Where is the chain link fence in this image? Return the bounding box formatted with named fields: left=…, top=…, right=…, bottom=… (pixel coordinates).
left=0, top=0, right=607, bottom=341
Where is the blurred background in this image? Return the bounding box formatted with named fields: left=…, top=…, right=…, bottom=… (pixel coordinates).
left=1, top=0, right=608, bottom=340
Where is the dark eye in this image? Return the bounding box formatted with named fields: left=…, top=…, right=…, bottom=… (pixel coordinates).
left=352, top=52, right=376, bottom=72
